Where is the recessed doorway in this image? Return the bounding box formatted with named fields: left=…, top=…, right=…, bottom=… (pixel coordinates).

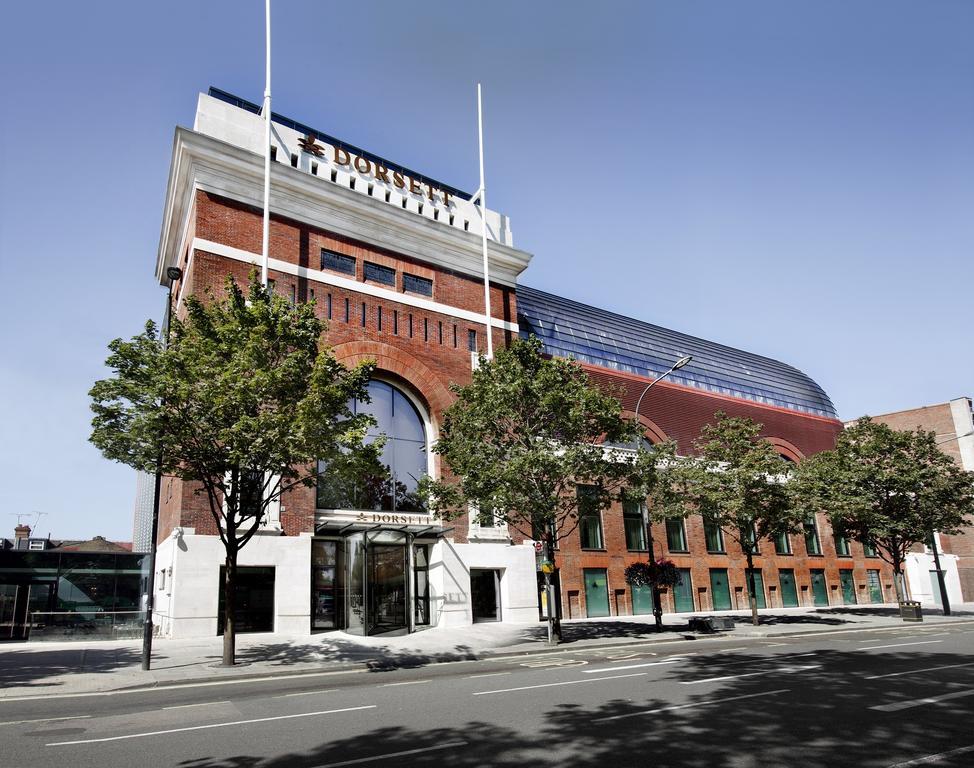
left=470, top=569, right=501, bottom=622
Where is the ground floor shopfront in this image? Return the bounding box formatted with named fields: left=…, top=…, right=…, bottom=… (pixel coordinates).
left=152, top=524, right=539, bottom=639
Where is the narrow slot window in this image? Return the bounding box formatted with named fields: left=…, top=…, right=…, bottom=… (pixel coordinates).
left=449, top=214, right=455, bottom=226
left=401, top=198, right=407, bottom=208
left=433, top=209, right=439, bottom=221
left=453, top=324, right=458, bottom=348
left=368, top=183, right=374, bottom=196
left=438, top=321, right=443, bottom=344
left=330, top=169, right=338, bottom=182
left=377, top=306, right=383, bottom=332
left=464, top=220, right=469, bottom=231
left=270, top=146, right=277, bottom=162
left=349, top=178, right=356, bottom=190
left=408, top=314, right=414, bottom=338
left=327, top=293, right=332, bottom=320
left=385, top=190, right=391, bottom=202
left=311, top=161, right=318, bottom=175
left=468, top=329, right=477, bottom=352
left=393, top=310, right=399, bottom=336
left=290, top=153, right=298, bottom=168
left=423, top=318, right=429, bottom=342
left=361, top=302, right=366, bottom=327
left=418, top=203, right=424, bottom=215
left=309, top=288, right=315, bottom=304
left=344, top=298, right=350, bottom=323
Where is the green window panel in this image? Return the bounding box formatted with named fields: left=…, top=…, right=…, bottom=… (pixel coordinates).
left=867, top=570, right=884, bottom=603
left=710, top=568, right=732, bottom=611
left=704, top=518, right=725, bottom=553
left=583, top=569, right=610, bottom=618
left=745, top=569, right=767, bottom=609
left=839, top=569, right=857, bottom=605
left=631, top=584, right=653, bottom=615
left=673, top=568, right=694, bottom=612
left=665, top=518, right=688, bottom=552
left=810, top=569, right=829, bottom=607
left=779, top=569, right=799, bottom=607
left=623, top=501, right=647, bottom=551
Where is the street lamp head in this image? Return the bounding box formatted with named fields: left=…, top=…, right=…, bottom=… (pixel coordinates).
left=166, top=267, right=183, bottom=282
left=673, top=355, right=693, bottom=370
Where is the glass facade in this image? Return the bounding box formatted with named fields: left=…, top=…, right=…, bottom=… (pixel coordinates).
left=0, top=551, right=146, bottom=640
left=317, top=380, right=428, bottom=513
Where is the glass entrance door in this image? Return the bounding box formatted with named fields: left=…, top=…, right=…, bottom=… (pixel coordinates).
left=631, top=584, right=653, bottom=615
left=583, top=569, right=610, bottom=618
left=367, top=543, right=407, bottom=635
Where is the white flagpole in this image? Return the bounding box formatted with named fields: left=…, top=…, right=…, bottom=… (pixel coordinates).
left=260, top=0, right=272, bottom=288
left=477, top=83, right=493, bottom=360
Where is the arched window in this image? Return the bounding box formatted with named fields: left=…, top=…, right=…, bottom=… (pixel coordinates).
left=316, top=380, right=429, bottom=513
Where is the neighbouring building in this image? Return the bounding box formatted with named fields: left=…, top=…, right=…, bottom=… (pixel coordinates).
left=149, top=88, right=893, bottom=639
left=0, top=527, right=143, bottom=640
left=870, top=397, right=974, bottom=605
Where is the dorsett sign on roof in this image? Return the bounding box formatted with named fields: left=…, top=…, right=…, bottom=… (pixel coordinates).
left=194, top=87, right=513, bottom=247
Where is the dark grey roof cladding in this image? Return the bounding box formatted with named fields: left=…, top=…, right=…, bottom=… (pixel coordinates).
left=516, top=285, right=838, bottom=419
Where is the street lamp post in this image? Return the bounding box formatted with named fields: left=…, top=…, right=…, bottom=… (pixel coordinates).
left=141, top=266, right=182, bottom=671
left=633, top=355, right=692, bottom=632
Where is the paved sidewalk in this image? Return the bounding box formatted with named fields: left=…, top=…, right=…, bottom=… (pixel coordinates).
left=2, top=604, right=972, bottom=699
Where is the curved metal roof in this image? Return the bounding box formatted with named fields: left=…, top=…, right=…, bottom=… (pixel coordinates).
left=516, top=286, right=838, bottom=419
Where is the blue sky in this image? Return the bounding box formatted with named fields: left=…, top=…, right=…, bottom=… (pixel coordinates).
left=1, top=1, right=972, bottom=540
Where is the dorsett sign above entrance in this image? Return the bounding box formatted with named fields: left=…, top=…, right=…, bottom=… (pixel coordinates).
left=300, top=134, right=454, bottom=209
left=316, top=510, right=436, bottom=528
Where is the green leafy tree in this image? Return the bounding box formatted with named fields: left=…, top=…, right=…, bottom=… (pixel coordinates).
left=90, top=275, right=377, bottom=665
left=792, top=417, right=974, bottom=601
left=653, top=413, right=801, bottom=626
left=422, top=336, right=664, bottom=643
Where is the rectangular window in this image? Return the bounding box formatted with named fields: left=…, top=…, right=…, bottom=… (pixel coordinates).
left=623, top=501, right=647, bottom=551
left=804, top=515, right=822, bottom=556
left=704, top=517, right=725, bottom=553
left=774, top=531, right=792, bottom=555
left=321, top=249, right=355, bottom=276
left=403, top=273, right=432, bottom=296
left=468, top=329, right=478, bottom=352
left=364, top=261, right=395, bottom=286
left=835, top=534, right=850, bottom=557
left=743, top=524, right=760, bottom=554
left=665, top=518, right=688, bottom=552
left=863, top=540, right=878, bottom=558
left=578, top=486, right=604, bottom=550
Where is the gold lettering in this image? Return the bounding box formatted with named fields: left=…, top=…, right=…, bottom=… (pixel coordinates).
left=442, top=190, right=452, bottom=208
left=409, top=178, right=422, bottom=195
left=393, top=171, right=405, bottom=189
left=425, top=184, right=435, bottom=201
left=375, top=164, right=391, bottom=183
left=334, top=147, right=350, bottom=165
left=354, top=155, right=371, bottom=175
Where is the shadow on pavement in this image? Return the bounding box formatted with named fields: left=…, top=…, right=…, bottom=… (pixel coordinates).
left=175, top=646, right=974, bottom=768
left=0, top=646, right=143, bottom=689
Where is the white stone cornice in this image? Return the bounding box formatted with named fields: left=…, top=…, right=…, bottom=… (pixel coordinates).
left=156, top=127, right=533, bottom=287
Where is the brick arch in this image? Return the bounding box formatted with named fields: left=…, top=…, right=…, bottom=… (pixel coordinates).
left=330, top=341, right=454, bottom=435
left=765, top=436, right=806, bottom=463
left=621, top=410, right=669, bottom=444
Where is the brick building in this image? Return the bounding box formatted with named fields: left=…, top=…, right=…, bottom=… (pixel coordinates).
left=870, top=397, right=974, bottom=604
left=149, top=89, right=893, bottom=639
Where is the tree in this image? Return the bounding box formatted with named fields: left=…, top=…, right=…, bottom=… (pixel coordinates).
left=90, top=275, right=377, bottom=665
left=653, top=412, right=800, bottom=625
left=792, top=417, right=974, bottom=602
left=422, top=336, right=663, bottom=643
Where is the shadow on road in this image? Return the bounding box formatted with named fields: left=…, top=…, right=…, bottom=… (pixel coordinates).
left=175, top=647, right=974, bottom=768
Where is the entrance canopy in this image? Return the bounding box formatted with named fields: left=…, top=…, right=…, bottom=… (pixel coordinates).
left=314, top=520, right=454, bottom=538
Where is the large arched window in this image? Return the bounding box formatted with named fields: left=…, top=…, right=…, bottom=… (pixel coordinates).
left=316, top=380, right=429, bottom=513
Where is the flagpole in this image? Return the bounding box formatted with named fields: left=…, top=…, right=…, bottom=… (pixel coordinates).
left=260, top=0, right=272, bottom=287
left=477, top=83, right=493, bottom=360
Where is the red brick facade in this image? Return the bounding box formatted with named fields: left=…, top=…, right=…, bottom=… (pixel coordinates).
left=162, top=189, right=894, bottom=615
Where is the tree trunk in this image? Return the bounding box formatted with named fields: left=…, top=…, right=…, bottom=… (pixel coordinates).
left=746, top=550, right=759, bottom=626
left=222, top=551, right=237, bottom=666
left=544, top=534, right=561, bottom=644
left=892, top=554, right=905, bottom=603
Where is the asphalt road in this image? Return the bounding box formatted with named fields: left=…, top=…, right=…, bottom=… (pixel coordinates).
left=2, top=622, right=974, bottom=768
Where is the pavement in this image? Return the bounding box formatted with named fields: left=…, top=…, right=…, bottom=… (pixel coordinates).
left=2, top=603, right=973, bottom=699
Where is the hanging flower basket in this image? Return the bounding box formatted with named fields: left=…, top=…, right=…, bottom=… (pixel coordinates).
left=625, top=559, right=682, bottom=588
